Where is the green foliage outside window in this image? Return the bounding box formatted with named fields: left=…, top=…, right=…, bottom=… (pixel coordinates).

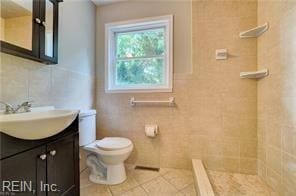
left=115, top=28, right=165, bottom=85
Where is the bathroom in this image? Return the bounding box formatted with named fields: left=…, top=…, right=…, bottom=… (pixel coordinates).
left=0, top=0, right=295, bottom=195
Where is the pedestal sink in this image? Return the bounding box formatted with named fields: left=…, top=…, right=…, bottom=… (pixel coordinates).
left=0, top=107, right=79, bottom=140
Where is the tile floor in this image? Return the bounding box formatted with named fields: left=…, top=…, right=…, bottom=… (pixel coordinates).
left=207, top=170, right=277, bottom=196
left=80, top=165, right=197, bottom=196
left=80, top=165, right=277, bottom=196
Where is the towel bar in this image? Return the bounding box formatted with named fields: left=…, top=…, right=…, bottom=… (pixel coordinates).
left=130, top=97, right=175, bottom=107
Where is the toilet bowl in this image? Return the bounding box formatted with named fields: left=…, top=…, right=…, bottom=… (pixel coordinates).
left=79, top=110, right=133, bottom=185
left=83, top=137, right=133, bottom=185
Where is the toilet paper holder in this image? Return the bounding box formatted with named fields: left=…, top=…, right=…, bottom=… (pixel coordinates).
left=145, top=125, right=158, bottom=138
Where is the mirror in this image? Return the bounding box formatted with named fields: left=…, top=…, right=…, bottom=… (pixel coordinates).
left=45, top=0, right=53, bottom=57
left=0, top=0, right=33, bottom=50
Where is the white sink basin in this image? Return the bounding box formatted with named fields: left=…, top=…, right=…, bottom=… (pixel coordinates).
left=0, top=108, right=79, bottom=140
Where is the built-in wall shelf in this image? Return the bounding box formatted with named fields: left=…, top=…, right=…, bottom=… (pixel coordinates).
left=240, top=69, right=269, bottom=79
left=239, top=22, right=269, bottom=38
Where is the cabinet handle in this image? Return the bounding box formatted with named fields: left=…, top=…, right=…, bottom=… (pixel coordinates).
left=49, top=150, right=56, bottom=156
left=42, top=21, right=46, bottom=27
left=39, top=154, right=47, bottom=160
left=35, top=18, right=41, bottom=24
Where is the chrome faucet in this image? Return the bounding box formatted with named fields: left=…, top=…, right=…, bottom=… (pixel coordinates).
left=0, top=101, right=33, bottom=114
left=15, top=101, right=33, bottom=113
left=0, top=101, right=15, bottom=114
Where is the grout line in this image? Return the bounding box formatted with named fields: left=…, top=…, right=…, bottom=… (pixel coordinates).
left=108, top=167, right=175, bottom=195
left=134, top=172, right=160, bottom=186
left=148, top=167, right=193, bottom=193
left=282, top=149, right=296, bottom=159
left=139, top=184, right=149, bottom=195
left=80, top=167, right=88, bottom=174
left=108, top=187, right=114, bottom=196
left=176, top=182, right=195, bottom=194
left=139, top=175, right=179, bottom=195
left=81, top=166, right=194, bottom=195
left=160, top=176, right=179, bottom=193
left=107, top=173, right=139, bottom=195
left=162, top=171, right=195, bottom=193
left=239, top=140, right=241, bottom=173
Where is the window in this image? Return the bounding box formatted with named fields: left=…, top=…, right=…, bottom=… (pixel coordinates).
left=105, top=15, right=173, bottom=92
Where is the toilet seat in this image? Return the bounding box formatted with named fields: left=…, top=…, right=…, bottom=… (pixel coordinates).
left=95, top=137, right=132, bottom=151
left=84, top=141, right=133, bottom=156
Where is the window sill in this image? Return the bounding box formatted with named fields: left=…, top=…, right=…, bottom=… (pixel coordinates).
left=105, top=88, right=173, bottom=94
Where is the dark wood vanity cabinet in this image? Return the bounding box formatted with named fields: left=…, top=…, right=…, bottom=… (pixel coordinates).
left=46, top=135, right=79, bottom=195
left=0, top=0, right=62, bottom=64
left=0, top=118, right=79, bottom=196
left=0, top=145, right=47, bottom=196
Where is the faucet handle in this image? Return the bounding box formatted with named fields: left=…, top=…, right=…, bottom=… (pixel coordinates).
left=0, top=101, right=15, bottom=114
left=18, top=101, right=33, bottom=112
left=20, top=100, right=33, bottom=107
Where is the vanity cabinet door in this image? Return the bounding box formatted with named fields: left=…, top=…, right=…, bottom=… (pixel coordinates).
left=46, top=133, right=79, bottom=196
left=39, top=0, right=59, bottom=64
left=0, top=145, right=47, bottom=196
left=0, top=0, right=61, bottom=64
left=0, top=0, right=40, bottom=60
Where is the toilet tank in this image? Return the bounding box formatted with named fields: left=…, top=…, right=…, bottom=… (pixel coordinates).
left=79, top=109, right=96, bottom=146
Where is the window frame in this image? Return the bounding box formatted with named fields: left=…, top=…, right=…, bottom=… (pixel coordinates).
left=105, top=15, right=173, bottom=93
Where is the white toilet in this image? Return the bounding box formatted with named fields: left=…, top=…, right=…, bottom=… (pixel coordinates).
left=79, top=110, right=133, bottom=185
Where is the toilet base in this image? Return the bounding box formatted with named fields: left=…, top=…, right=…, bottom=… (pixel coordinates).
left=89, top=163, right=127, bottom=185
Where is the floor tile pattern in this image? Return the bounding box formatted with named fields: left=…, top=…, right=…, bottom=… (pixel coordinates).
left=81, top=165, right=277, bottom=196
left=207, top=170, right=277, bottom=196
left=80, top=165, right=196, bottom=196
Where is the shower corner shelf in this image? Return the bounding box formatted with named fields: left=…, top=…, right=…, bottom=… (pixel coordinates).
left=239, top=22, right=269, bottom=38
left=240, top=69, right=269, bottom=79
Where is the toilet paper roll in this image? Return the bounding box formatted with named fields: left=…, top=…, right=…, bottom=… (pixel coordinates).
left=145, top=125, right=158, bottom=138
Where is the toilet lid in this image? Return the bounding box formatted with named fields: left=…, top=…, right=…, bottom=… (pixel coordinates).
left=95, top=137, right=132, bottom=151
